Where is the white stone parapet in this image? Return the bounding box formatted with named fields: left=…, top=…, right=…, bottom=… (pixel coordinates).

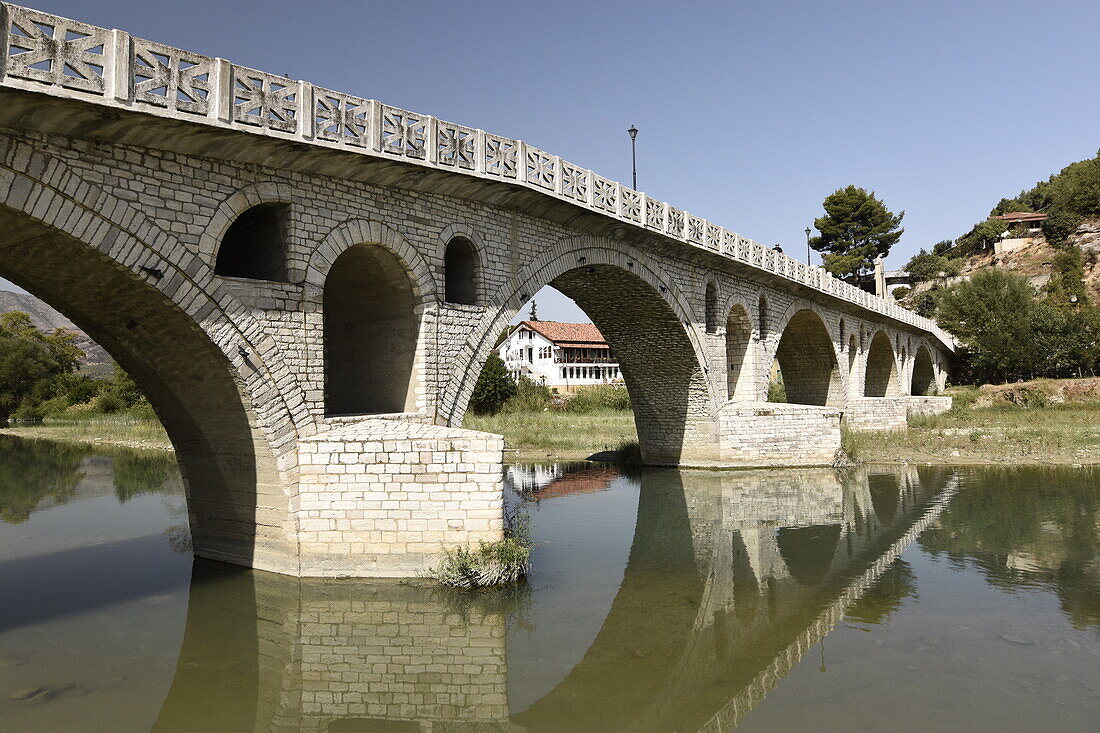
left=0, top=2, right=953, bottom=350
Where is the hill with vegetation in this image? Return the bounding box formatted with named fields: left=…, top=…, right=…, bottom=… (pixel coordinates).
left=0, top=288, right=110, bottom=367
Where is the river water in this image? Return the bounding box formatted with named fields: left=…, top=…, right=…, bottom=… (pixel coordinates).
left=0, top=435, right=1098, bottom=732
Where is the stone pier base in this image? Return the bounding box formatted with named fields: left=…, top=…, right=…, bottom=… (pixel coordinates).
left=907, top=395, right=953, bottom=417
left=296, top=419, right=504, bottom=577
left=716, top=403, right=842, bottom=466
left=844, top=397, right=909, bottom=431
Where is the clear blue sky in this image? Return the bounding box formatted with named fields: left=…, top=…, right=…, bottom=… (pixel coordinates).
left=7, top=0, right=1100, bottom=322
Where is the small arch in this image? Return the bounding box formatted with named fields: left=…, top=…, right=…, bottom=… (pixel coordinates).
left=911, top=344, right=936, bottom=396
left=443, top=236, right=479, bottom=305
left=704, top=281, right=719, bottom=334
left=865, top=330, right=900, bottom=397
left=324, top=244, right=420, bottom=415
left=839, top=319, right=846, bottom=345
left=847, top=334, right=858, bottom=380
left=725, top=303, right=752, bottom=400
left=774, top=309, right=843, bottom=406
left=214, top=203, right=289, bottom=281
left=757, top=295, right=769, bottom=338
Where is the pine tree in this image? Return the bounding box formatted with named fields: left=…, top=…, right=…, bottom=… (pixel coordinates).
left=810, top=186, right=904, bottom=281
left=529, top=300, right=539, bottom=321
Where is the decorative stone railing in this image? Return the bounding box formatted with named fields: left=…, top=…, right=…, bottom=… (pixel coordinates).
left=0, top=3, right=953, bottom=349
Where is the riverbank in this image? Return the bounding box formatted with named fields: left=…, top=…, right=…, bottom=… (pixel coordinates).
left=6, top=384, right=1099, bottom=466
left=848, top=382, right=1100, bottom=465
left=1, top=415, right=172, bottom=452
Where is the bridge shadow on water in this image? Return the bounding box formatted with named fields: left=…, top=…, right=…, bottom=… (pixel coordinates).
left=147, top=463, right=958, bottom=732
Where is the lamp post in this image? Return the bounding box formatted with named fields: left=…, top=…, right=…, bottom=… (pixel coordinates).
left=628, top=125, right=638, bottom=190
left=805, top=227, right=812, bottom=265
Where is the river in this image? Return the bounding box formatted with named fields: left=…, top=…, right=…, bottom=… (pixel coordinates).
left=1, top=435, right=1098, bottom=731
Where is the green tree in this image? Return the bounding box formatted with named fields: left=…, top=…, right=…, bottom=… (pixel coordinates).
left=1041, top=210, right=1082, bottom=246
left=936, top=270, right=1039, bottom=383
left=810, top=186, right=904, bottom=281
left=1044, top=246, right=1089, bottom=308
left=956, top=218, right=1008, bottom=255
left=469, top=353, right=516, bottom=415
left=905, top=249, right=951, bottom=283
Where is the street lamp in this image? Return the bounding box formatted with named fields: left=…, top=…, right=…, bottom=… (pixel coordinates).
left=628, top=125, right=638, bottom=190
left=805, top=227, right=812, bottom=266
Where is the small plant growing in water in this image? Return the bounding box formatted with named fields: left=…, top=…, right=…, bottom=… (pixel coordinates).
left=433, top=509, right=532, bottom=588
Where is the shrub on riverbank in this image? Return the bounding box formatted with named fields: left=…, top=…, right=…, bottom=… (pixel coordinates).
left=563, top=384, right=630, bottom=412
left=434, top=511, right=532, bottom=588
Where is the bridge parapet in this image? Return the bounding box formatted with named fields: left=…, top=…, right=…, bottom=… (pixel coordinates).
left=0, top=1, right=952, bottom=348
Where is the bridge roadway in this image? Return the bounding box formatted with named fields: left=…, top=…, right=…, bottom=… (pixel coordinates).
left=0, top=4, right=954, bottom=575
left=148, top=466, right=958, bottom=731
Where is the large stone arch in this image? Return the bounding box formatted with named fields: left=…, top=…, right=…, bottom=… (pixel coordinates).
left=770, top=304, right=844, bottom=406
left=446, top=236, right=715, bottom=464
left=0, top=155, right=301, bottom=574
left=911, top=343, right=937, bottom=396
left=865, top=329, right=900, bottom=397
left=307, top=219, right=436, bottom=418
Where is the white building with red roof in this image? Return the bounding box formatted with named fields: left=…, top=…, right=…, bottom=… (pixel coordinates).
left=497, top=320, right=622, bottom=391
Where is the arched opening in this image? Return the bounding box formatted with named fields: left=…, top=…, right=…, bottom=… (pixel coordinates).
left=912, top=344, right=936, bottom=396
left=215, top=203, right=289, bottom=281
left=847, top=334, right=859, bottom=381
left=864, top=331, right=899, bottom=397
left=777, top=524, right=842, bottom=586
left=324, top=244, right=420, bottom=416
left=0, top=201, right=283, bottom=569
left=443, top=236, right=478, bottom=305
left=704, top=281, right=719, bottom=334
left=725, top=304, right=751, bottom=400
left=773, top=309, right=843, bottom=406
left=548, top=265, right=709, bottom=464
left=757, top=295, right=768, bottom=338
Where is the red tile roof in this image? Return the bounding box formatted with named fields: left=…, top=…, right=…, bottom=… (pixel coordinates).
left=993, top=211, right=1047, bottom=223
left=518, top=320, right=607, bottom=345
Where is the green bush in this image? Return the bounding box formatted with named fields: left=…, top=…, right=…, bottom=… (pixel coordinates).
left=502, top=376, right=551, bottom=413
left=10, top=401, right=44, bottom=423
left=767, top=379, right=787, bottom=403
left=38, top=395, right=71, bottom=416
left=1042, top=210, right=1082, bottom=246
left=93, top=391, right=125, bottom=414
left=128, top=399, right=158, bottom=421
left=564, top=384, right=631, bottom=412
left=892, top=286, right=911, bottom=300
left=469, top=353, right=516, bottom=415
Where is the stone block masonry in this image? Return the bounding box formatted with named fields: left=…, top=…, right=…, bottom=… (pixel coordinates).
left=297, top=419, right=504, bottom=577
left=717, top=403, right=843, bottom=466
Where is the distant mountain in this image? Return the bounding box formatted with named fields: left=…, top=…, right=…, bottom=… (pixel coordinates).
left=0, top=289, right=112, bottom=365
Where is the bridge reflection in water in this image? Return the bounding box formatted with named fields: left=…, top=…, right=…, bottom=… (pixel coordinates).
left=152, top=465, right=957, bottom=732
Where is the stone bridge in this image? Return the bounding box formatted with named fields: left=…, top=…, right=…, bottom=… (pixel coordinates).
left=0, top=4, right=953, bottom=575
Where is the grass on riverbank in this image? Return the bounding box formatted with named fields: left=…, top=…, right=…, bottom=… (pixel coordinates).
left=849, top=383, right=1100, bottom=465
left=463, top=409, right=637, bottom=460
left=1, top=412, right=171, bottom=451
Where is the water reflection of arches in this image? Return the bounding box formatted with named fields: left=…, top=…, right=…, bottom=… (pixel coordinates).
left=154, top=465, right=958, bottom=731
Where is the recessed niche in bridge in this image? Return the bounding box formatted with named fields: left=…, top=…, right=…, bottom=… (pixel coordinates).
left=704, top=281, right=719, bottom=333
left=864, top=331, right=899, bottom=397
left=757, top=295, right=768, bottom=337
left=215, top=203, right=290, bottom=281
left=324, top=244, right=419, bottom=415
left=911, top=344, right=936, bottom=395
left=725, top=304, right=751, bottom=400
left=773, top=309, right=842, bottom=406
left=443, top=236, right=478, bottom=305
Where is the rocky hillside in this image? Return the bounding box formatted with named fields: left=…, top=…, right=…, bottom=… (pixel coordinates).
left=0, top=288, right=111, bottom=366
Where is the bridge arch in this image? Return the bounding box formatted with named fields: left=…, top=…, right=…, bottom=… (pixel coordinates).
left=201, top=181, right=296, bottom=281
left=724, top=301, right=753, bottom=401
left=911, top=343, right=936, bottom=396
left=864, top=329, right=900, bottom=397
left=771, top=305, right=844, bottom=406
left=0, top=155, right=299, bottom=572
left=309, top=221, right=431, bottom=416
left=437, top=223, right=485, bottom=306
left=704, top=279, right=720, bottom=334
left=451, top=236, right=714, bottom=464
